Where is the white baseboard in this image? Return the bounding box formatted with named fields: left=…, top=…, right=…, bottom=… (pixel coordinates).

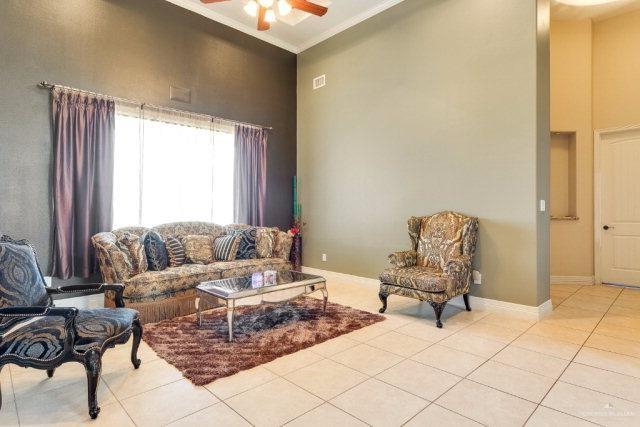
left=302, top=266, right=552, bottom=321
left=551, top=276, right=594, bottom=285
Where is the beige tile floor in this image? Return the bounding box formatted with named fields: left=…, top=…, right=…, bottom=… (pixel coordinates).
left=1, top=281, right=639, bottom=426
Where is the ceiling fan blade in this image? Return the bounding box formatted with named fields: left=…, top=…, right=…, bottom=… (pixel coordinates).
left=257, top=6, right=270, bottom=31
left=289, top=0, right=328, bottom=16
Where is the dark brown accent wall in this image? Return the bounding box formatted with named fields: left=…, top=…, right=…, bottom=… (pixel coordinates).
left=0, top=0, right=296, bottom=278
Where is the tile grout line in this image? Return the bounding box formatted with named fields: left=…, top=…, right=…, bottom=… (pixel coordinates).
left=521, top=285, right=624, bottom=426
left=322, top=304, right=499, bottom=425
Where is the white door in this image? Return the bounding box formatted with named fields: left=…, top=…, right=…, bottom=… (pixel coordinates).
left=598, top=126, right=640, bottom=287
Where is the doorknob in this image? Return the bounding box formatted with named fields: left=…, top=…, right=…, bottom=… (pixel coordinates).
left=603, top=225, right=613, bottom=230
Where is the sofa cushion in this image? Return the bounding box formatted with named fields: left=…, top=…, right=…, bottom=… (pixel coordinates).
left=416, top=212, right=468, bottom=269
left=213, top=234, right=241, bottom=261
left=166, top=236, right=186, bottom=267
left=124, top=264, right=222, bottom=300
left=143, top=231, right=168, bottom=271
left=116, top=232, right=148, bottom=275
left=123, top=259, right=292, bottom=300
left=256, top=228, right=278, bottom=258
left=183, top=235, right=214, bottom=264
left=379, top=266, right=448, bottom=293
left=92, top=232, right=134, bottom=282
left=228, top=227, right=257, bottom=259
left=215, top=258, right=291, bottom=279
left=153, top=222, right=224, bottom=240
left=274, top=231, right=293, bottom=261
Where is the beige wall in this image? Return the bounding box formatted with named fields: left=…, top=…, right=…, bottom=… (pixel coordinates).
left=550, top=11, right=640, bottom=278
left=593, top=10, right=640, bottom=129
left=549, top=20, right=594, bottom=277
left=298, top=0, right=550, bottom=306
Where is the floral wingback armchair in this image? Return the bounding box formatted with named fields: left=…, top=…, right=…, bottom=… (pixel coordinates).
left=0, top=235, right=142, bottom=419
left=378, top=211, right=479, bottom=328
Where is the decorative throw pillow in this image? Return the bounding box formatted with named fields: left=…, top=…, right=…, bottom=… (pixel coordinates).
left=116, top=232, right=148, bottom=275
left=165, top=236, right=186, bottom=267
left=231, top=227, right=257, bottom=259
left=256, top=228, right=278, bottom=258
left=213, top=234, right=241, bottom=261
left=143, top=231, right=168, bottom=271
left=182, top=235, right=215, bottom=264
left=274, top=231, right=293, bottom=261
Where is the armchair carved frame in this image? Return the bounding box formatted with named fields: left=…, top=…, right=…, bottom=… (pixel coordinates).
left=0, top=237, right=142, bottom=420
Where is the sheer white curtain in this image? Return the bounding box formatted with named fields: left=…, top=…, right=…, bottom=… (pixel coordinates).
left=112, top=103, right=235, bottom=229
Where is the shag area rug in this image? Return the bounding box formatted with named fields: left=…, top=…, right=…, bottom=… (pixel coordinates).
left=143, top=297, right=385, bottom=385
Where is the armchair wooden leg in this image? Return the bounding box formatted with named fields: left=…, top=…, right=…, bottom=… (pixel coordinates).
left=378, top=291, right=389, bottom=313
left=47, top=368, right=56, bottom=378
left=0, top=366, right=3, bottom=411
left=131, top=318, right=142, bottom=369
left=84, top=349, right=102, bottom=419
left=429, top=301, right=447, bottom=328
left=463, top=293, right=471, bottom=311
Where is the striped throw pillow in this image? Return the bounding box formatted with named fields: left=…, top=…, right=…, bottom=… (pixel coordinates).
left=165, top=236, right=186, bottom=267
left=214, top=234, right=241, bottom=261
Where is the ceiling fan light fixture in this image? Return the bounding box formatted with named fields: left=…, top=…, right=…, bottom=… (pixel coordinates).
left=259, top=0, right=274, bottom=7
left=265, top=8, right=277, bottom=22
left=244, top=0, right=259, bottom=17
left=277, top=0, right=292, bottom=16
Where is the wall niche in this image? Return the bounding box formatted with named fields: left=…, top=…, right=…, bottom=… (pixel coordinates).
left=550, top=131, right=578, bottom=220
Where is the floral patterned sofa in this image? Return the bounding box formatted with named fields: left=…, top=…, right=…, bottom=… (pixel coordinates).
left=378, top=211, right=479, bottom=328
left=92, top=222, right=292, bottom=324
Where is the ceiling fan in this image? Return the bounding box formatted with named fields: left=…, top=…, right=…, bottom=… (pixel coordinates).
left=201, top=0, right=328, bottom=31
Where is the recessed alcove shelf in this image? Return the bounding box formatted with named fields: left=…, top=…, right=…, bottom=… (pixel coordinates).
left=550, top=131, right=578, bottom=221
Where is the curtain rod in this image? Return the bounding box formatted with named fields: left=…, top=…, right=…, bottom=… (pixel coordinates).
left=37, top=81, right=273, bottom=130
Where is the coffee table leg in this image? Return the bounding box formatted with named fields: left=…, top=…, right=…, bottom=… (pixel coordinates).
left=196, top=296, right=202, bottom=327
left=227, top=300, right=235, bottom=342
left=321, top=288, right=328, bottom=312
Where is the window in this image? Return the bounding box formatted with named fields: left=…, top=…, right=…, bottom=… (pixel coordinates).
left=112, top=104, right=235, bottom=229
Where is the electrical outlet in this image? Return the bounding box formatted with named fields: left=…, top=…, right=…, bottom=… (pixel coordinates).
left=322, top=253, right=327, bottom=262
left=472, top=270, right=481, bottom=285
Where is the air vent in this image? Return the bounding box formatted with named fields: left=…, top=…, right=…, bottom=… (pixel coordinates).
left=170, top=85, right=191, bottom=103
left=313, top=74, right=326, bottom=90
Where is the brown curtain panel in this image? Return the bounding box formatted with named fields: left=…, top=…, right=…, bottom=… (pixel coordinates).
left=51, top=89, right=115, bottom=279
left=233, top=125, right=268, bottom=226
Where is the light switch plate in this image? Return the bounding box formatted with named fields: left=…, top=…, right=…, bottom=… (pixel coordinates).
left=322, top=253, right=327, bottom=262
left=539, top=200, right=546, bottom=212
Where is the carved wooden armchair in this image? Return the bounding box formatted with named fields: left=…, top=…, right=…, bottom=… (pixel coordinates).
left=378, top=211, right=479, bottom=328
left=0, top=235, right=142, bottom=419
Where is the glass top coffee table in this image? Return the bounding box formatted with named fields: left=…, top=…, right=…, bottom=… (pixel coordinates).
left=195, top=271, right=327, bottom=341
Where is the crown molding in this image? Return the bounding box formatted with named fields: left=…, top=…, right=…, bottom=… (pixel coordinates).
left=165, top=0, right=300, bottom=53
left=297, top=0, right=406, bottom=52
left=166, top=0, right=407, bottom=54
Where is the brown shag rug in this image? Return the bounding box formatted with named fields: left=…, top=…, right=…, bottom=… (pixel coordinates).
left=142, top=297, right=385, bottom=385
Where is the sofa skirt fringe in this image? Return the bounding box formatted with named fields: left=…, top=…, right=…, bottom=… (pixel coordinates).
left=105, top=291, right=220, bottom=324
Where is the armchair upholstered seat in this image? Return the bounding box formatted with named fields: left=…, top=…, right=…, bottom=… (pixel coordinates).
left=1, top=307, right=138, bottom=359
left=378, top=211, right=479, bottom=328
left=0, top=235, right=142, bottom=419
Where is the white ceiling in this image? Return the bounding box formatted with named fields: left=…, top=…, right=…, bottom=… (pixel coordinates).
left=551, top=0, right=640, bottom=21
left=166, top=0, right=405, bottom=53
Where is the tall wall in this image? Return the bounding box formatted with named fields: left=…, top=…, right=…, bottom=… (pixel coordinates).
left=298, top=0, right=550, bottom=306
left=0, top=0, right=297, bottom=277
left=550, top=10, right=640, bottom=279
left=593, top=9, right=640, bottom=129
left=549, top=20, right=593, bottom=278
